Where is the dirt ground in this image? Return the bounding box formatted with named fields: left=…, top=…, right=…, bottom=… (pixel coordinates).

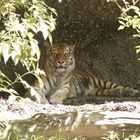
left=0, top=97, right=140, bottom=140
left=0, top=97, right=140, bottom=121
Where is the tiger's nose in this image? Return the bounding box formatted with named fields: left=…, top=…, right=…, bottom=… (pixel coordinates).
left=57, top=60, right=65, bottom=64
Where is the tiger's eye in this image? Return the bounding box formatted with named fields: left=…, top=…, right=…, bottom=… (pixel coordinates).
left=53, top=52, right=57, bottom=56
left=64, top=51, right=70, bottom=56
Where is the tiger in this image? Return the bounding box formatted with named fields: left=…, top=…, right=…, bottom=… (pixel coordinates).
left=24, top=42, right=139, bottom=104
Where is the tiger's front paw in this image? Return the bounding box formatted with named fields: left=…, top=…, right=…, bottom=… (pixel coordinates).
left=49, top=97, right=63, bottom=104
left=49, top=89, right=69, bottom=104
left=49, top=93, right=66, bottom=104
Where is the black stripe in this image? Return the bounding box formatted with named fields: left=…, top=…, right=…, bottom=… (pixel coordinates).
left=109, top=83, right=114, bottom=89
left=73, top=80, right=79, bottom=94
left=95, top=88, right=101, bottom=96
left=65, top=73, right=71, bottom=80
left=104, top=81, right=108, bottom=89
left=101, top=89, right=106, bottom=96
left=78, top=74, right=83, bottom=81
left=113, top=84, right=118, bottom=89
left=45, top=73, right=52, bottom=89
left=98, top=79, right=102, bottom=88
left=93, top=78, right=98, bottom=88
left=71, top=77, right=78, bottom=91
left=62, top=81, right=70, bottom=86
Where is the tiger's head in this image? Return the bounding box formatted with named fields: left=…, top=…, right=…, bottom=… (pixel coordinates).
left=44, top=43, right=75, bottom=76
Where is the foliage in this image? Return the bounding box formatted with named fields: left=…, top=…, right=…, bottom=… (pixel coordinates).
left=0, top=68, right=45, bottom=96
left=102, top=131, right=120, bottom=140
left=0, top=0, right=57, bottom=70
left=0, top=71, right=18, bottom=95
left=2, top=130, right=140, bottom=140
left=102, top=131, right=140, bottom=140
left=107, top=0, right=140, bottom=60
left=3, top=132, right=86, bottom=140
left=0, top=0, right=57, bottom=95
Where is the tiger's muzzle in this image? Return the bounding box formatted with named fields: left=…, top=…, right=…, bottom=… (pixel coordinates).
left=55, top=61, right=67, bottom=73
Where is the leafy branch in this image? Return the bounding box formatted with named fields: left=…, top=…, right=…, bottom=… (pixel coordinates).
left=0, top=0, right=58, bottom=95
left=107, top=0, right=140, bottom=59
left=0, top=68, right=45, bottom=96
left=0, top=0, right=57, bottom=70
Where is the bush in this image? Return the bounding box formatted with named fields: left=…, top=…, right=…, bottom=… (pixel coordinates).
left=0, top=0, right=57, bottom=95
left=107, top=0, right=140, bottom=60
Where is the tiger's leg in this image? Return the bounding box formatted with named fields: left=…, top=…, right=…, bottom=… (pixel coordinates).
left=33, top=74, right=53, bottom=104
left=49, top=87, right=70, bottom=104
left=24, top=75, right=50, bottom=104
left=24, top=86, right=49, bottom=104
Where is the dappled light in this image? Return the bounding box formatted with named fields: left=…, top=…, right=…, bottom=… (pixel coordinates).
left=0, top=0, right=140, bottom=139
left=0, top=97, right=140, bottom=139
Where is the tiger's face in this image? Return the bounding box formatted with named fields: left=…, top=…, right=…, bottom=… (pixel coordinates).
left=44, top=43, right=75, bottom=76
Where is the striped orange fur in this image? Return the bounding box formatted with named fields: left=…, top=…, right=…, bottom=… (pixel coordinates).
left=24, top=43, right=139, bottom=104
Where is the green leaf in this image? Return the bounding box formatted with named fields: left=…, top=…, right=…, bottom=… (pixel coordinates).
left=48, top=32, right=52, bottom=44
left=133, top=34, right=140, bottom=38
left=135, top=45, right=140, bottom=49
left=34, top=68, right=46, bottom=75
left=135, top=10, right=140, bottom=17
left=0, top=87, right=18, bottom=95
left=27, top=32, right=34, bottom=39
left=131, top=6, right=140, bottom=11
left=11, top=53, right=21, bottom=65
left=30, top=39, right=40, bottom=59
left=0, top=45, right=3, bottom=57
left=135, top=46, right=140, bottom=54
left=136, top=49, right=140, bottom=54
left=2, top=43, right=11, bottom=63
left=118, top=25, right=125, bottom=30
left=58, top=0, right=62, bottom=3
left=37, top=20, right=49, bottom=40
left=0, top=0, right=56, bottom=70
left=118, top=20, right=126, bottom=26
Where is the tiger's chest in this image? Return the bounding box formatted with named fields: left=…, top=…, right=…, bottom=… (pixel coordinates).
left=43, top=74, right=71, bottom=96
left=42, top=70, right=95, bottom=99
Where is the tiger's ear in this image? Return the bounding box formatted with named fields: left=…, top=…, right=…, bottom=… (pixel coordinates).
left=44, top=41, right=53, bottom=50
left=70, top=44, right=76, bottom=53
left=44, top=41, right=51, bottom=47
